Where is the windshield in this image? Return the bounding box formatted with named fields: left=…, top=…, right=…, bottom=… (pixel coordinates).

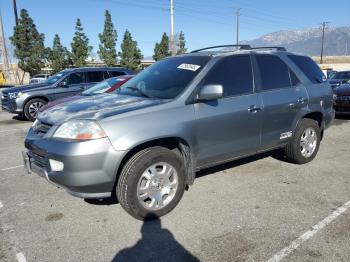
left=44, top=71, right=69, bottom=85
left=115, top=56, right=210, bottom=99
left=330, top=72, right=350, bottom=79
left=82, top=78, right=122, bottom=96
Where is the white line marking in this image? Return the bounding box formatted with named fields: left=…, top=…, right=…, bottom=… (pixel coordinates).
left=268, top=200, right=350, bottom=262
left=0, top=165, right=24, bottom=172
left=0, top=201, right=3, bottom=209
left=16, top=252, right=27, bottom=262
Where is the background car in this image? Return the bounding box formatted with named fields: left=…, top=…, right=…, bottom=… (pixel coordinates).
left=29, top=74, right=50, bottom=85
left=1, top=67, right=134, bottom=121
left=333, top=80, right=350, bottom=114
left=328, top=70, right=350, bottom=88
left=40, top=75, right=133, bottom=112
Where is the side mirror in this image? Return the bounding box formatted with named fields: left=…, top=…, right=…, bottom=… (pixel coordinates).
left=59, top=80, right=68, bottom=88
left=198, top=84, right=223, bottom=101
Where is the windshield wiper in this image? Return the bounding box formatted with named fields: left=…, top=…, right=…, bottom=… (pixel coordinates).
left=126, top=86, right=153, bottom=98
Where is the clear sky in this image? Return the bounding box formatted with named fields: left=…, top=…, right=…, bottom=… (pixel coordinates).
left=1, top=0, right=349, bottom=57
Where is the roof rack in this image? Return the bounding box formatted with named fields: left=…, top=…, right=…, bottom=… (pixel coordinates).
left=251, top=46, right=287, bottom=51
left=191, top=45, right=251, bottom=53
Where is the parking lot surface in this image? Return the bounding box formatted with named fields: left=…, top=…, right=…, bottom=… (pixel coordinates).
left=0, top=110, right=349, bottom=262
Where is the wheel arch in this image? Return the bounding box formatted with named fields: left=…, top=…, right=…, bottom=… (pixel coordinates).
left=23, top=96, right=49, bottom=109
left=300, top=111, right=324, bottom=139
left=114, top=136, right=195, bottom=194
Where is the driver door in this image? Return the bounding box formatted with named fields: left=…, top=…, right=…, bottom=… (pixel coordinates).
left=52, top=72, right=85, bottom=100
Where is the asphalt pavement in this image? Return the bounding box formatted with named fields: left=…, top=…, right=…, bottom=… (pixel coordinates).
left=0, top=110, right=349, bottom=262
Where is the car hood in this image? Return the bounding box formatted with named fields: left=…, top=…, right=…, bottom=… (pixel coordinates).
left=2, top=83, right=50, bottom=94
left=40, top=95, right=83, bottom=112
left=37, top=94, right=167, bottom=125
left=333, top=84, right=350, bottom=95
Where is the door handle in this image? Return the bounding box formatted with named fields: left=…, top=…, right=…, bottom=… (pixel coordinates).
left=248, top=105, right=261, bottom=113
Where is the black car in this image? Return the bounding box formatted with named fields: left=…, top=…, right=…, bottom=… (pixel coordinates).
left=328, top=70, right=350, bottom=88
left=1, top=67, right=134, bottom=121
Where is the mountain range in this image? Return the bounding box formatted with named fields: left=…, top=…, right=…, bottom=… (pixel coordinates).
left=244, top=26, right=350, bottom=56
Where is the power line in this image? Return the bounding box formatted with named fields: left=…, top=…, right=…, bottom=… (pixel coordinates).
left=320, top=22, right=330, bottom=64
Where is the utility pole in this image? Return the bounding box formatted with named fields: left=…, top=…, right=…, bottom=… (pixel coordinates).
left=236, top=8, right=241, bottom=45
left=0, top=9, right=10, bottom=80
left=320, top=22, right=329, bottom=64
left=169, top=0, right=175, bottom=56
left=13, top=0, right=18, bottom=26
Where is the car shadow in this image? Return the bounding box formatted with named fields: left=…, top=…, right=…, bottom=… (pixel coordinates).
left=112, top=217, right=199, bottom=262
left=196, top=149, right=285, bottom=179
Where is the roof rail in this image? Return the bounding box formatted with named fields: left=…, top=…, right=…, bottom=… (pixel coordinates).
left=251, top=46, right=287, bottom=51
left=191, top=45, right=251, bottom=53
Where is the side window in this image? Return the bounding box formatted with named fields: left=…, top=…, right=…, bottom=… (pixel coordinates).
left=288, top=55, right=325, bottom=84
left=65, top=72, right=84, bottom=85
left=289, top=69, right=300, bottom=86
left=103, top=71, right=110, bottom=79
left=86, top=71, right=105, bottom=83
left=109, top=71, right=125, bottom=77
left=203, top=55, right=253, bottom=97
left=256, top=55, right=293, bottom=91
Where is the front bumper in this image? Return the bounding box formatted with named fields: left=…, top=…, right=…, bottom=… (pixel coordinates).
left=1, top=98, right=22, bottom=113
left=24, top=128, right=126, bottom=198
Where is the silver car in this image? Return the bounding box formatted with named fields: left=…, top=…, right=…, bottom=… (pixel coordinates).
left=23, top=45, right=334, bottom=220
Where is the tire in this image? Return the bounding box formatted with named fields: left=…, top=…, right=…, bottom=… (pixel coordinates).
left=284, top=118, right=321, bottom=164
left=24, top=98, right=47, bottom=121
left=117, top=146, right=186, bottom=220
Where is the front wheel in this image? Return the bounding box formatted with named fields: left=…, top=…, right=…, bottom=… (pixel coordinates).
left=284, top=118, right=321, bottom=164
left=117, top=146, right=186, bottom=220
left=24, top=98, right=47, bottom=121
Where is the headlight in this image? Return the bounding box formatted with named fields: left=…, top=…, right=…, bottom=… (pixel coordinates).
left=8, top=92, right=24, bottom=99
left=333, top=94, right=337, bottom=100
left=53, top=120, right=107, bottom=141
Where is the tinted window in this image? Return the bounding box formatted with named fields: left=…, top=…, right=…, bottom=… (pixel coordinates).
left=109, top=71, right=125, bottom=77
left=103, top=71, right=110, bottom=79
left=65, top=72, right=84, bottom=85
left=203, top=55, right=253, bottom=97
left=289, top=69, right=300, bottom=86
left=86, top=71, right=105, bottom=83
left=256, top=55, right=291, bottom=90
left=288, top=55, right=325, bottom=83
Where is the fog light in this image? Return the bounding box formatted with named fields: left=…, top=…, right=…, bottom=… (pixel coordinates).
left=49, top=159, right=64, bottom=171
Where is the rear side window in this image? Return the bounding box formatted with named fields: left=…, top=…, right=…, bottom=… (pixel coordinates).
left=288, top=55, right=325, bottom=83
left=109, top=71, right=125, bottom=77
left=204, top=55, right=253, bottom=97
left=86, top=71, right=105, bottom=83
left=255, top=55, right=294, bottom=90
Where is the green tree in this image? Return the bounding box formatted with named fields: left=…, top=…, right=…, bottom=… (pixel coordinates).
left=119, top=30, right=142, bottom=71
left=153, top=32, right=170, bottom=61
left=176, top=31, right=187, bottom=55
left=98, top=10, right=118, bottom=66
left=48, top=34, right=70, bottom=73
left=71, top=19, right=91, bottom=67
left=10, top=9, right=46, bottom=77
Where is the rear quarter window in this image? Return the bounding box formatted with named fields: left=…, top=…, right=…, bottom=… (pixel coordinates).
left=288, top=55, right=325, bottom=84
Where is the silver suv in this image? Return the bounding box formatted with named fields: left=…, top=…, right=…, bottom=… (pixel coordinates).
left=23, top=45, right=334, bottom=220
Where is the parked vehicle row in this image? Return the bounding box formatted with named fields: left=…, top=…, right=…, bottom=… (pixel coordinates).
left=21, top=45, right=334, bottom=220
left=1, top=67, right=134, bottom=121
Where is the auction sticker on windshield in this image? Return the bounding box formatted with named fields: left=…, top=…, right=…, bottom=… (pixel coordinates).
left=177, top=63, right=201, bottom=71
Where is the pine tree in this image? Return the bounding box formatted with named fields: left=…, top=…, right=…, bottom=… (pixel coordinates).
left=119, top=30, right=142, bottom=71
left=10, top=9, right=46, bottom=77
left=153, top=32, right=171, bottom=61
left=71, top=19, right=91, bottom=67
left=48, top=34, right=70, bottom=73
left=176, top=31, right=187, bottom=55
left=98, top=10, right=118, bottom=66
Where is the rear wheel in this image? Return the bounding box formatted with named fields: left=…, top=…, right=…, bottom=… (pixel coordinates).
left=24, top=98, right=47, bottom=121
left=117, top=146, right=186, bottom=220
left=284, top=118, right=321, bottom=164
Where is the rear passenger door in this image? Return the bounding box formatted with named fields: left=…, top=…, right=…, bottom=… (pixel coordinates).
left=254, top=54, right=308, bottom=150
left=84, top=71, right=107, bottom=89
left=194, top=55, right=263, bottom=167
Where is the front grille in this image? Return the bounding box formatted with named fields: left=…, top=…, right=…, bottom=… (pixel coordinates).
left=28, top=151, right=49, bottom=170
left=33, top=121, right=52, bottom=136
